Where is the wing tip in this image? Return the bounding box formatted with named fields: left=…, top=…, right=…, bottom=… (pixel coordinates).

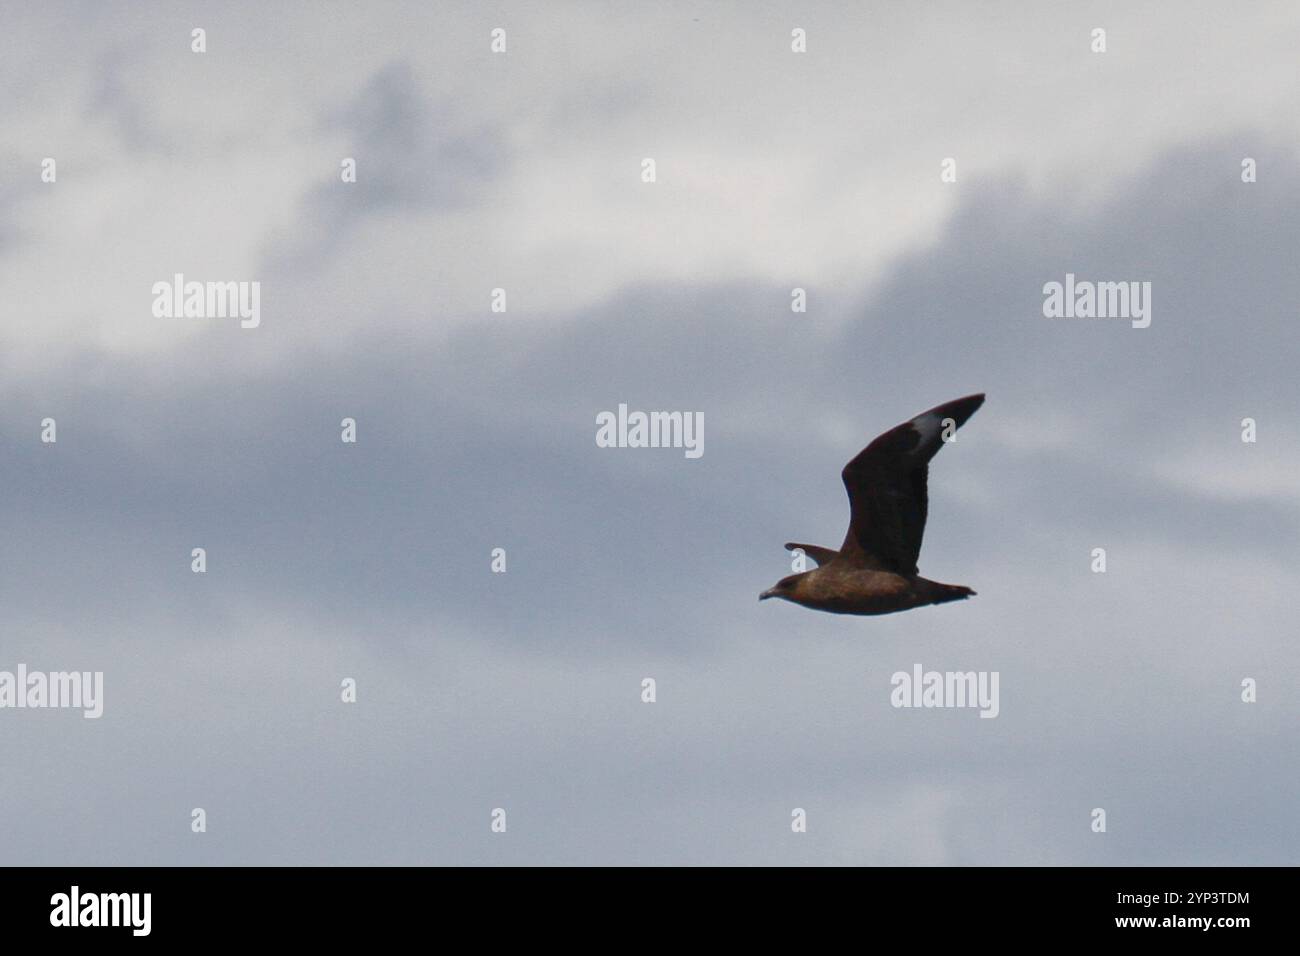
left=930, top=393, right=985, bottom=429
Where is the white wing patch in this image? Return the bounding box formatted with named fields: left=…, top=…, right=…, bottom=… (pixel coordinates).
left=911, top=410, right=947, bottom=447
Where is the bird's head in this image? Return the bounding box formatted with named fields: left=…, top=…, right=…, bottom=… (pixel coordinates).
left=760, top=573, right=807, bottom=603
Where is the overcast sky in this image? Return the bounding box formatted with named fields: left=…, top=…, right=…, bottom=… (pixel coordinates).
left=1, top=1, right=1297, bottom=865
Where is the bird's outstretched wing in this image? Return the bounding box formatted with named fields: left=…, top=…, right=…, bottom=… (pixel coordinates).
left=784, top=542, right=838, bottom=567
left=837, top=394, right=984, bottom=574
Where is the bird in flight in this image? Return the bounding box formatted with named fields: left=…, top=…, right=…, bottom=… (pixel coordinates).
left=760, top=394, right=985, bottom=616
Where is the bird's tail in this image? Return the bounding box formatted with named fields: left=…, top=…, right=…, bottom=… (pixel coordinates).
left=929, top=583, right=976, bottom=605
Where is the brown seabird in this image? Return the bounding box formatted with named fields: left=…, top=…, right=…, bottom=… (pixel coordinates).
left=760, top=394, right=985, bottom=616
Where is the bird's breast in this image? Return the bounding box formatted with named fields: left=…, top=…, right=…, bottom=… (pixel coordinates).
left=792, top=567, right=918, bottom=615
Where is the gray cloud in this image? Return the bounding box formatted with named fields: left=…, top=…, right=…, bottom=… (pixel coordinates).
left=265, top=60, right=509, bottom=272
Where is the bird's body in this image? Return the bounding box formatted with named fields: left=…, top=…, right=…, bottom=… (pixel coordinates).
left=770, top=558, right=974, bottom=616
left=761, top=394, right=984, bottom=617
